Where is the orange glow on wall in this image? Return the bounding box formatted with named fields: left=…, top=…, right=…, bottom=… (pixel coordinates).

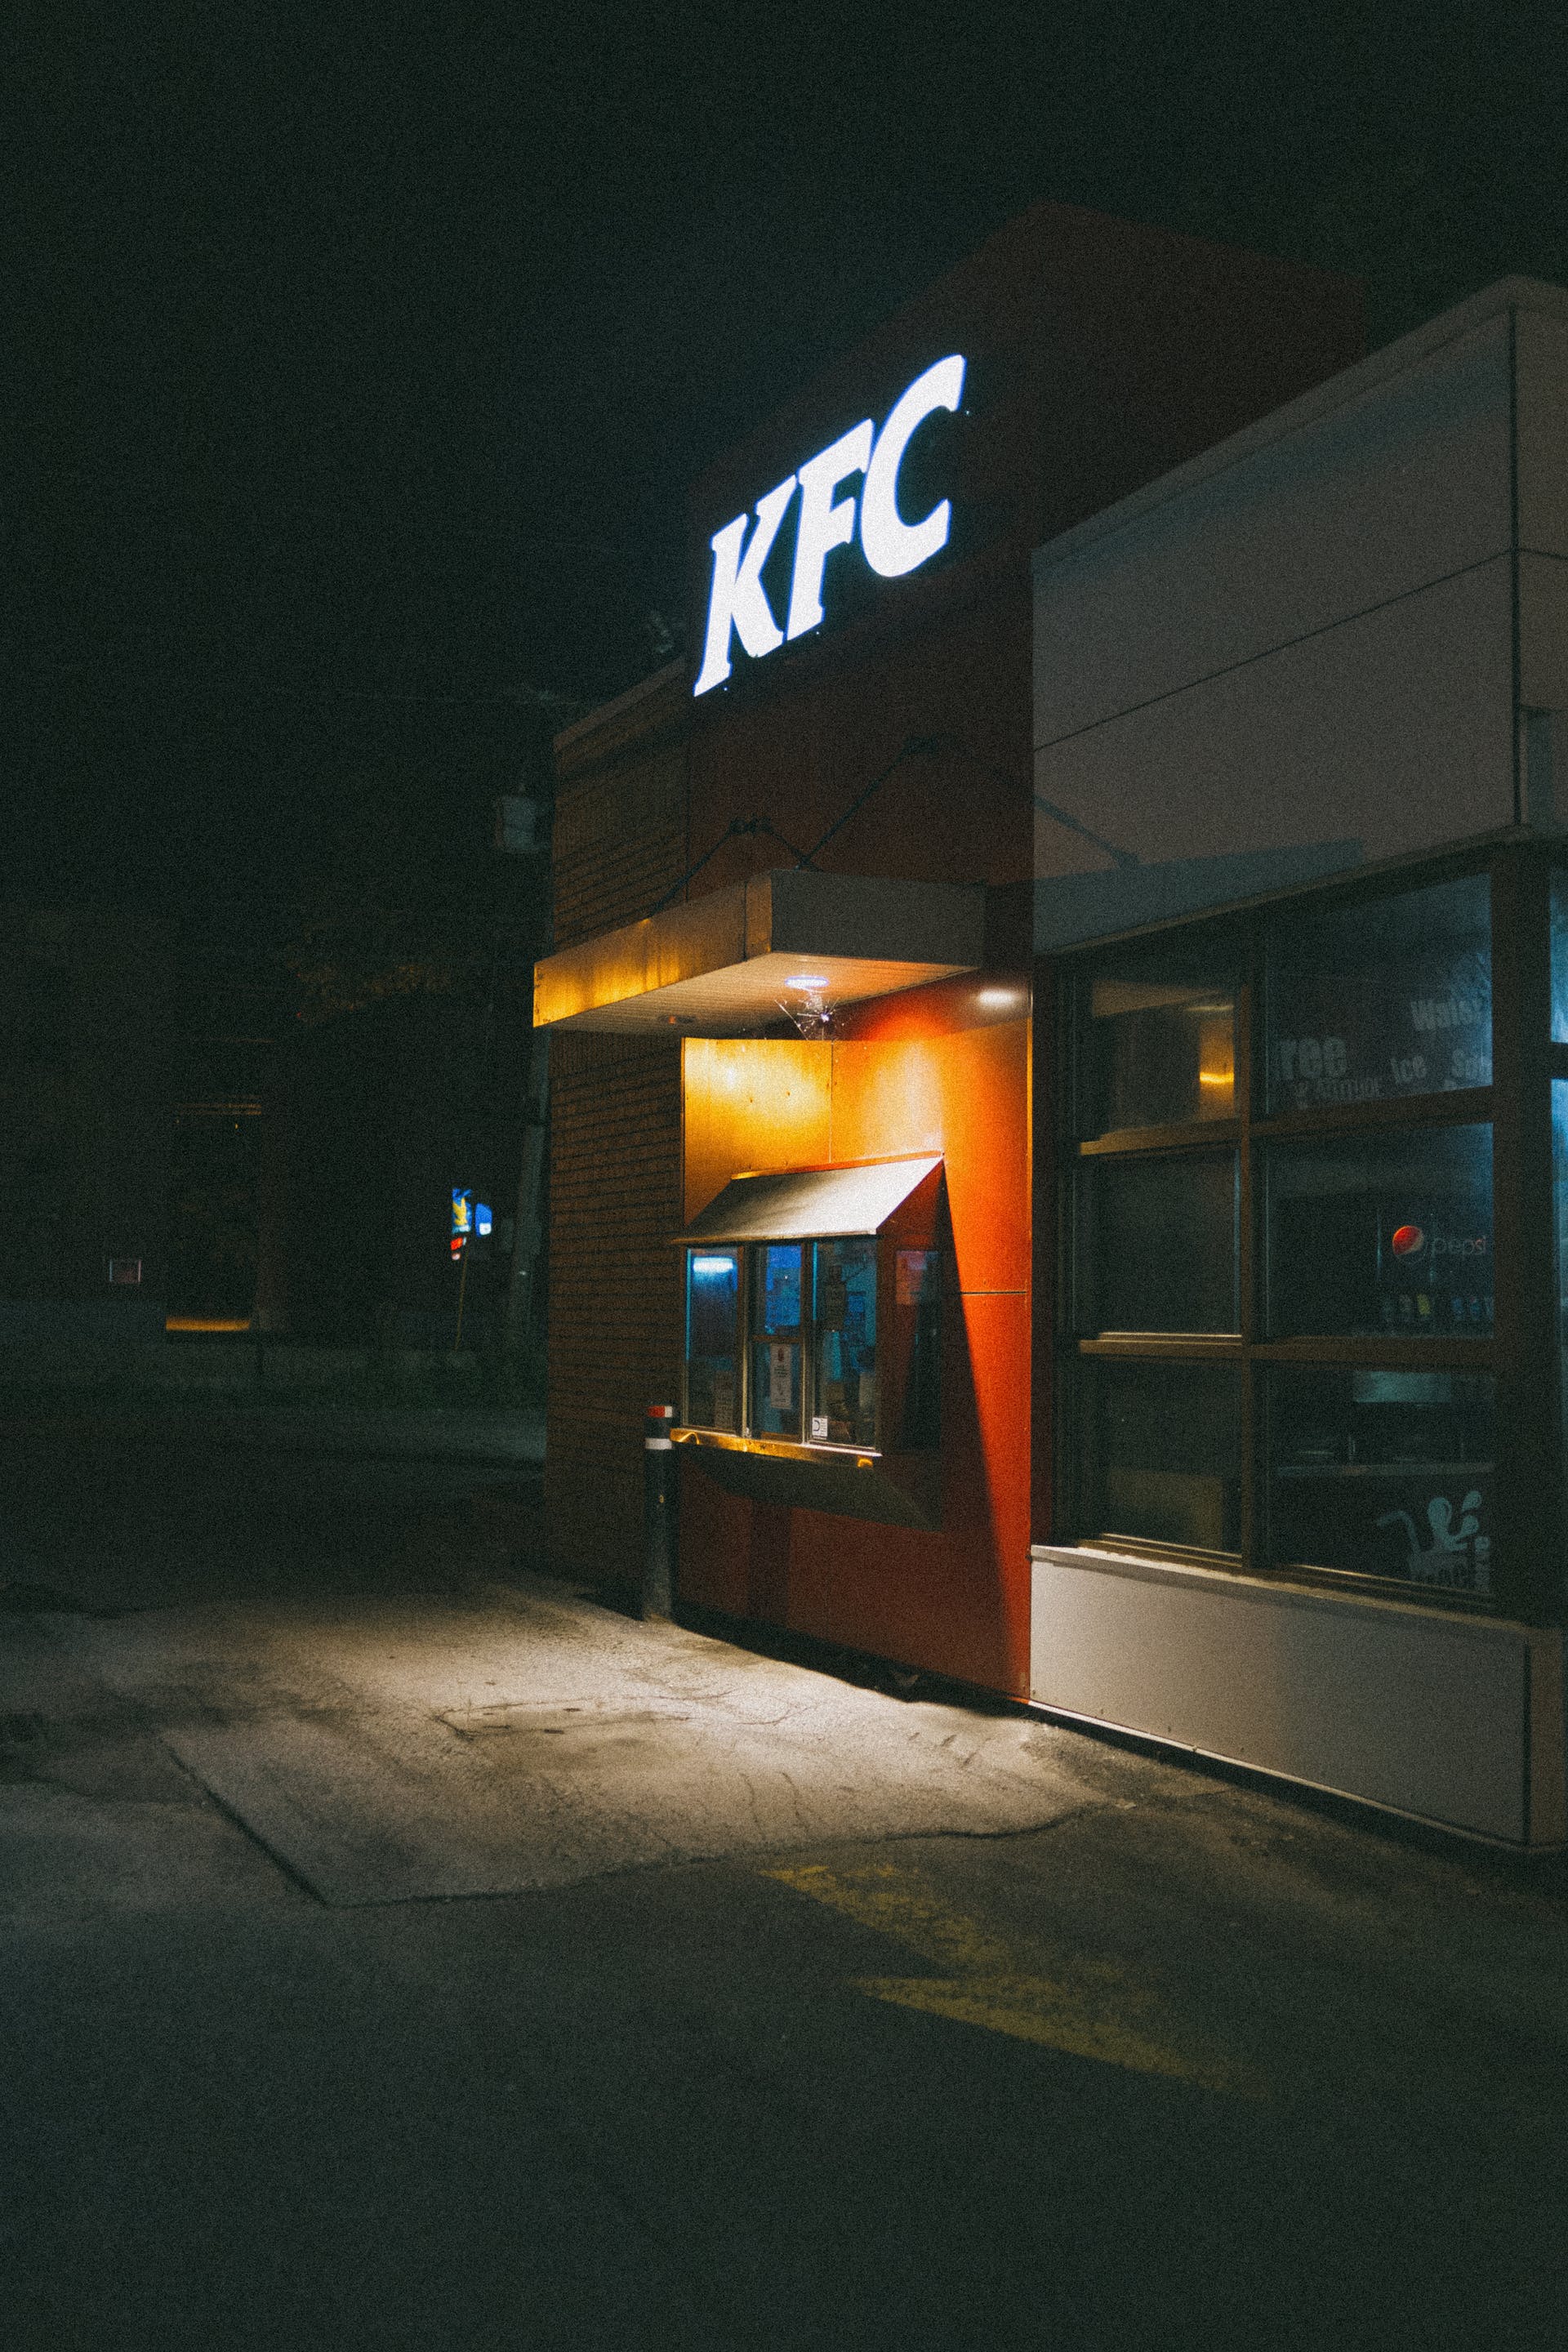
left=677, top=993, right=1032, bottom=1696
left=683, top=1038, right=831, bottom=1221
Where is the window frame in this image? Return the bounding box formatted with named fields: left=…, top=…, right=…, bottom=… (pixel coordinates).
left=1054, top=837, right=1566, bottom=1624
left=681, top=1232, right=942, bottom=1460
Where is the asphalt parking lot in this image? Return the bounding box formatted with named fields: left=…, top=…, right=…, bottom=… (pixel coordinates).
left=3, top=1414, right=1566, bottom=2350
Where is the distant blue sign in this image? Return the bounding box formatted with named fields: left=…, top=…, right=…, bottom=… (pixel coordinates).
left=475, top=1203, right=492, bottom=1237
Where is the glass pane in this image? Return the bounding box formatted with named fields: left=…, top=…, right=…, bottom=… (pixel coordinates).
left=1080, top=1153, right=1237, bottom=1333
left=1266, top=1124, right=1492, bottom=1339
left=1085, top=1361, right=1241, bottom=1551
left=1267, top=875, right=1491, bottom=1112
left=750, top=1242, right=803, bottom=1439
left=1268, top=1366, right=1495, bottom=1594
left=1553, top=871, right=1568, bottom=1041
left=685, top=1248, right=740, bottom=1432
left=811, top=1239, right=877, bottom=1448
left=1083, top=942, right=1236, bottom=1136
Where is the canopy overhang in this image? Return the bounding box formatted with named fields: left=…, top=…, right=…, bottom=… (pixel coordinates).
left=532, top=869, right=985, bottom=1036
left=673, top=1154, right=942, bottom=1245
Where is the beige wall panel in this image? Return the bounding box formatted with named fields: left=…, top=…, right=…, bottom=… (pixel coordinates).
left=1516, top=310, right=1568, bottom=559
left=1036, top=316, right=1512, bottom=746
left=1034, top=557, right=1515, bottom=878
left=1519, top=550, right=1568, bottom=710
left=1031, top=1548, right=1552, bottom=1844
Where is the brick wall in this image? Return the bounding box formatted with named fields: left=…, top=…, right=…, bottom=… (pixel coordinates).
left=544, top=663, right=689, bottom=1577
left=552, top=740, right=685, bottom=951
left=546, top=1030, right=683, bottom=1577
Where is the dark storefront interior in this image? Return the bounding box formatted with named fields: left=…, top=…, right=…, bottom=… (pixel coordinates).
left=1053, top=835, right=1568, bottom=1628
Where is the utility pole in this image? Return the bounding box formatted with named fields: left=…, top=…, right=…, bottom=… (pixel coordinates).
left=506, top=1031, right=550, bottom=1356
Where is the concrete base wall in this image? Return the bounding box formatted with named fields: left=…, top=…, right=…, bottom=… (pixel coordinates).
left=1031, top=1544, right=1566, bottom=1846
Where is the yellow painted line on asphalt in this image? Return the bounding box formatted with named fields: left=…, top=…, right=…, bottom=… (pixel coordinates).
left=765, top=1861, right=1264, bottom=2099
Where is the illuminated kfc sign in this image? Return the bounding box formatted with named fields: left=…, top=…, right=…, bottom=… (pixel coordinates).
left=693, top=354, right=967, bottom=697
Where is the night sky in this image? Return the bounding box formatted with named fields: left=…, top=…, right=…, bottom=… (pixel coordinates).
left=7, top=3, right=1568, bottom=941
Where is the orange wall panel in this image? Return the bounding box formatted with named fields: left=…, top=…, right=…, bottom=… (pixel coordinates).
left=678, top=1000, right=1032, bottom=1696
left=782, top=1290, right=1032, bottom=1693
left=681, top=1038, right=832, bottom=1221
left=677, top=1454, right=755, bottom=1618
left=829, top=1013, right=1030, bottom=1299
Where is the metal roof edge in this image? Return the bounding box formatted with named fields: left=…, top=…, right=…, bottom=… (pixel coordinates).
left=1032, top=276, right=1568, bottom=581
left=1037, top=822, right=1550, bottom=960
left=551, top=657, right=688, bottom=754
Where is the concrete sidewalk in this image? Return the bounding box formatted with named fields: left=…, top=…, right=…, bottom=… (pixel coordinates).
left=19, top=1570, right=1093, bottom=1910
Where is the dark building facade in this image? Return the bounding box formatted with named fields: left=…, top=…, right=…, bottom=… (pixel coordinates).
left=0, top=904, right=173, bottom=1345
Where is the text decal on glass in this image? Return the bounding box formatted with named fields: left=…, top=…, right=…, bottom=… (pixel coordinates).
left=693, top=355, right=967, bottom=697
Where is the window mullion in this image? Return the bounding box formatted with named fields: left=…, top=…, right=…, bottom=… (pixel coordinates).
left=1239, top=922, right=1258, bottom=1570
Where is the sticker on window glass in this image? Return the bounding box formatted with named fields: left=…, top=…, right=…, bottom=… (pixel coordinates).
left=810, top=1414, right=829, bottom=1441
left=768, top=1342, right=793, bottom=1410
left=897, top=1249, right=935, bottom=1305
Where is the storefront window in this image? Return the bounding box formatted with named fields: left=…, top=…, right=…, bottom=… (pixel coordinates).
left=1085, top=1361, right=1241, bottom=1552
left=1266, top=1123, right=1493, bottom=1339
left=1061, top=853, right=1544, bottom=1606
left=1267, top=1366, right=1495, bottom=1594
left=1080, top=1152, right=1237, bottom=1332
left=684, top=1249, right=741, bottom=1432
left=1083, top=946, right=1236, bottom=1136
left=1552, top=871, right=1568, bottom=1041
left=1267, top=875, right=1491, bottom=1112
left=750, top=1243, right=803, bottom=1438
left=812, top=1239, right=877, bottom=1447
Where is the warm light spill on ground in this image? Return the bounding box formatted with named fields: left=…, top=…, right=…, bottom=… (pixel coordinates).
left=766, top=1860, right=1266, bottom=2096
left=165, top=1317, right=253, bottom=1334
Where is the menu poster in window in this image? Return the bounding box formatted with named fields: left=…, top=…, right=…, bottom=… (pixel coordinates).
left=1272, top=946, right=1491, bottom=1109
left=768, top=1343, right=793, bottom=1410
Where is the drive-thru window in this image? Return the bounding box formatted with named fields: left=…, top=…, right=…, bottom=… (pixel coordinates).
left=675, top=1156, right=944, bottom=1529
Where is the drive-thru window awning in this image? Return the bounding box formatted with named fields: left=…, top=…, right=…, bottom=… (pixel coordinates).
left=673, top=1155, right=942, bottom=1244
left=532, top=868, right=984, bottom=1036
